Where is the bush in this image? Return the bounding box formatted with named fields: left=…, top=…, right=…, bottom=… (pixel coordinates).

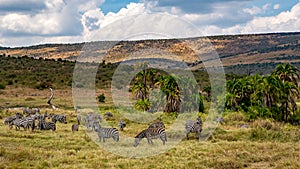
left=134, top=99, right=151, bottom=111
left=97, top=94, right=105, bottom=103
left=0, top=84, right=5, bottom=89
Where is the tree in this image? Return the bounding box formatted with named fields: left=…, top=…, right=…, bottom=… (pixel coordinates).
left=155, top=75, right=181, bottom=113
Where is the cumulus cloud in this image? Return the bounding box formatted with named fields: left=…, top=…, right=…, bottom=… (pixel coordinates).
left=204, top=2, right=300, bottom=35
left=0, top=0, right=299, bottom=47
left=83, top=3, right=150, bottom=41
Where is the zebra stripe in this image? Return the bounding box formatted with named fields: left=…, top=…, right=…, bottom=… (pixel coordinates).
left=12, top=118, right=29, bottom=131
left=37, top=116, right=56, bottom=131
left=37, top=121, right=56, bottom=131
left=49, top=114, right=67, bottom=124
left=93, top=123, right=119, bottom=142
left=134, top=127, right=167, bottom=147
left=185, top=117, right=202, bottom=140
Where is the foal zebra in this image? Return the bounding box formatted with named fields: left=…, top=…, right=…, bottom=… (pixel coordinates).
left=134, top=127, right=167, bottom=147
left=93, top=122, right=119, bottom=142
left=185, top=117, right=203, bottom=140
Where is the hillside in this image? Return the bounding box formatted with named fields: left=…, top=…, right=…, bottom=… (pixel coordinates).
left=0, top=32, right=299, bottom=73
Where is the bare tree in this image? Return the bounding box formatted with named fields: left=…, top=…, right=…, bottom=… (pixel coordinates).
left=47, top=88, right=58, bottom=110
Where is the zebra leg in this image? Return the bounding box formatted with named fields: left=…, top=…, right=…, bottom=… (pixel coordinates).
left=186, top=131, right=190, bottom=140
left=160, top=135, right=166, bottom=145
left=147, top=138, right=151, bottom=144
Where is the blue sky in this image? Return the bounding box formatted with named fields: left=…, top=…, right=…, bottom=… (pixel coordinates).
left=0, top=0, right=299, bottom=47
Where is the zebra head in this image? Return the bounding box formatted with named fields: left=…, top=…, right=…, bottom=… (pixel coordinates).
left=112, top=134, right=119, bottom=142
left=92, top=121, right=101, bottom=132
left=133, top=138, right=140, bottom=147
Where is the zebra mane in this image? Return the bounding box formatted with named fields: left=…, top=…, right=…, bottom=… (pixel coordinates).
left=135, top=129, right=147, bottom=138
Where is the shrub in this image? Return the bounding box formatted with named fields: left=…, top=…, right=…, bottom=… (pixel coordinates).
left=134, top=99, right=151, bottom=111
left=97, top=94, right=105, bottom=103
left=0, top=84, right=5, bottom=89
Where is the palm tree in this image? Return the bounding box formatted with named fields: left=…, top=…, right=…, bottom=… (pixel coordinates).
left=273, top=63, right=299, bottom=85
left=273, top=63, right=300, bottom=122
left=155, top=75, right=181, bottom=113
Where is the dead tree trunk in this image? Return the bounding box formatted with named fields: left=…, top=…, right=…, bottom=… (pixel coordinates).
left=47, top=88, right=58, bottom=110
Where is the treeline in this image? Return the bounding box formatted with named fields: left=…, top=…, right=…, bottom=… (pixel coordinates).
left=0, top=55, right=210, bottom=90
left=223, top=63, right=300, bottom=124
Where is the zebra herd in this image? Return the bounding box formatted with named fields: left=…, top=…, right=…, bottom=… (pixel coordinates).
left=4, top=111, right=67, bottom=131
left=3, top=109, right=205, bottom=146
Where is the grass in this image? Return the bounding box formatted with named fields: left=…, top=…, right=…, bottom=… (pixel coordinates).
left=0, top=107, right=299, bottom=169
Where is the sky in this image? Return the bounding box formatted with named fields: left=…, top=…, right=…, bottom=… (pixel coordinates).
left=0, top=0, right=299, bottom=47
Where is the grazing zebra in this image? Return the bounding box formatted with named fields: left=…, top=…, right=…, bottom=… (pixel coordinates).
left=134, top=127, right=167, bottom=147
left=11, top=117, right=30, bottom=131
left=22, top=108, right=40, bottom=116
left=185, top=117, right=202, bottom=140
left=71, top=124, right=79, bottom=132
left=148, top=121, right=165, bottom=128
left=48, top=113, right=67, bottom=124
left=4, top=113, right=23, bottom=127
left=22, top=114, right=40, bottom=131
left=84, top=113, right=102, bottom=130
left=118, top=120, right=126, bottom=131
left=37, top=116, right=56, bottom=131
left=93, top=123, right=119, bottom=142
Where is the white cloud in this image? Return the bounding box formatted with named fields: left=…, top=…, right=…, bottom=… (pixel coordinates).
left=208, top=2, right=300, bottom=35
left=262, top=3, right=271, bottom=11
left=243, top=6, right=262, bottom=15
left=0, top=1, right=300, bottom=47
left=273, top=4, right=280, bottom=10
left=83, top=3, right=151, bottom=41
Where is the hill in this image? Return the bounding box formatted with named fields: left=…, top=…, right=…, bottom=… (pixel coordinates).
left=0, top=32, right=299, bottom=75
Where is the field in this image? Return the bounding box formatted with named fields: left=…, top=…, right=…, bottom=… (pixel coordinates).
left=0, top=88, right=300, bottom=169
left=0, top=32, right=300, bottom=168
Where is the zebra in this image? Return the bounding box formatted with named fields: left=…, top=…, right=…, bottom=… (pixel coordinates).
left=48, top=113, right=67, bottom=124
left=4, top=113, right=23, bottom=127
left=84, top=112, right=102, bottom=130
left=134, top=127, right=167, bottom=147
left=148, top=121, right=165, bottom=128
left=118, top=120, right=126, bottom=131
left=185, top=117, right=203, bottom=140
left=22, top=108, right=40, bottom=116
left=11, top=117, right=30, bottom=131
left=37, top=115, right=56, bottom=131
left=21, top=114, right=41, bottom=131
left=71, top=124, right=79, bottom=132
left=93, top=122, right=119, bottom=142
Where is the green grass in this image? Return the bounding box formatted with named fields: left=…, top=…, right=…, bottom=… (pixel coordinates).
left=0, top=109, right=299, bottom=169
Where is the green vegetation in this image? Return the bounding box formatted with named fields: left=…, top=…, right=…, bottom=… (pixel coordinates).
left=224, top=63, right=300, bottom=124
left=0, top=55, right=299, bottom=168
